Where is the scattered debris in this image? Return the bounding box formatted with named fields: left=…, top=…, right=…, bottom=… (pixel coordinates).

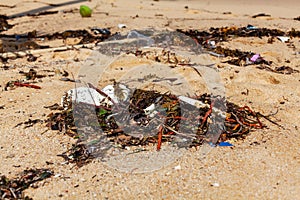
left=178, top=27, right=299, bottom=73
left=46, top=82, right=277, bottom=166
left=0, top=168, right=53, bottom=199
left=293, top=16, right=300, bottom=21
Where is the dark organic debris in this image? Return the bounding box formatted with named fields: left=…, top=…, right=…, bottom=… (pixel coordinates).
left=26, top=54, right=38, bottom=62
left=15, top=119, right=43, bottom=128
left=0, top=28, right=113, bottom=54
left=177, top=27, right=287, bottom=47
left=57, top=144, right=94, bottom=167
left=215, top=46, right=271, bottom=66
left=0, top=4, right=16, bottom=8
left=91, top=28, right=111, bottom=36
left=44, top=103, right=63, bottom=110
left=177, top=26, right=300, bottom=47
left=46, top=87, right=276, bottom=167
left=27, top=10, right=59, bottom=17
left=42, top=29, right=111, bottom=44
left=294, top=16, right=300, bottom=21
left=257, top=65, right=299, bottom=74
left=0, top=15, right=13, bottom=32
left=0, top=168, right=53, bottom=200
left=0, top=38, right=49, bottom=53
left=252, top=13, right=271, bottom=18
left=59, top=77, right=77, bottom=82
left=288, top=28, right=300, bottom=37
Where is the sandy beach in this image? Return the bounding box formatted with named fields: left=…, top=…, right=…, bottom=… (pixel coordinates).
left=0, top=0, right=299, bottom=199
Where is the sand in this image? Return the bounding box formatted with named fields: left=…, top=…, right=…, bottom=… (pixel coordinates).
left=0, top=0, right=299, bottom=199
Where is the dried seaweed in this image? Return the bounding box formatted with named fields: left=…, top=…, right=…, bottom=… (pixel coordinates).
left=57, top=144, right=94, bottom=167
left=41, top=30, right=111, bottom=44
left=177, top=28, right=299, bottom=73
left=177, top=27, right=288, bottom=47
left=257, top=65, right=300, bottom=74
left=0, top=168, right=53, bottom=199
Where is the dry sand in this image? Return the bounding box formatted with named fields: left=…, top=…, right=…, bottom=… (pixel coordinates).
left=0, top=0, right=300, bottom=199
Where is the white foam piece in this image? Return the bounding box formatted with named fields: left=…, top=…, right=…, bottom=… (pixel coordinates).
left=61, top=84, right=130, bottom=109
left=62, top=87, right=105, bottom=107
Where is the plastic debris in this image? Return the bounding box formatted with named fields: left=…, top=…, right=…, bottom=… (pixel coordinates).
left=118, top=24, right=127, bottom=29
left=61, top=84, right=130, bottom=109
left=218, top=142, right=233, bottom=147
left=277, top=36, right=290, bottom=43
left=250, top=54, right=261, bottom=62
left=207, top=40, right=216, bottom=48
left=144, top=103, right=158, bottom=118
left=91, top=28, right=111, bottom=36
left=246, top=24, right=258, bottom=30
left=62, top=87, right=105, bottom=108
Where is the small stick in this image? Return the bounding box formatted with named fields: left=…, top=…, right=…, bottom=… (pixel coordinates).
left=87, top=83, right=117, bottom=105
left=157, top=125, right=163, bottom=151
left=200, top=101, right=214, bottom=128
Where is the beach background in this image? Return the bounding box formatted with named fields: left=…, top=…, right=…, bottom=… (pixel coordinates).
left=0, top=0, right=299, bottom=199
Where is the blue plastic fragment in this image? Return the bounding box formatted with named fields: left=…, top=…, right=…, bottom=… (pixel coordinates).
left=246, top=24, right=258, bottom=30
left=218, top=142, right=234, bottom=147
left=15, top=35, right=21, bottom=41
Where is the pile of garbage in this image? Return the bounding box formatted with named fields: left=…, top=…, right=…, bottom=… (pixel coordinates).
left=46, top=83, right=270, bottom=166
